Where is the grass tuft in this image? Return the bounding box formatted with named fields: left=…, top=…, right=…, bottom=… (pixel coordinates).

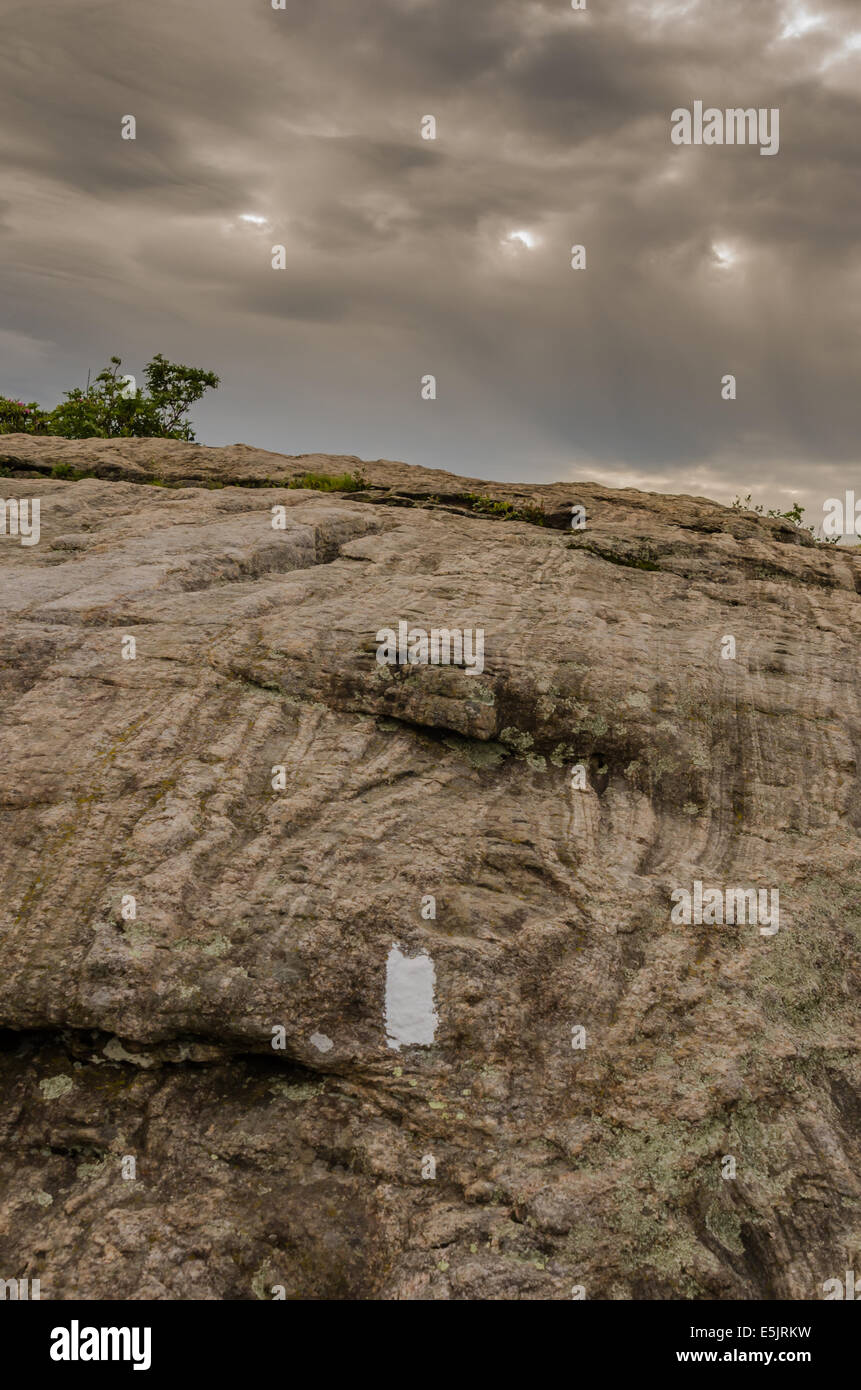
left=287, top=470, right=367, bottom=492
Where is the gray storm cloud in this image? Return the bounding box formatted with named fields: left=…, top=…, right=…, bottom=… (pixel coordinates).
left=1, top=0, right=859, bottom=517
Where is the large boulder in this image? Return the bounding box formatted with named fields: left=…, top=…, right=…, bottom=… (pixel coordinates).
left=0, top=438, right=858, bottom=1299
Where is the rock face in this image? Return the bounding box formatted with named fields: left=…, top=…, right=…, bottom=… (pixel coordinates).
left=0, top=434, right=859, bottom=1301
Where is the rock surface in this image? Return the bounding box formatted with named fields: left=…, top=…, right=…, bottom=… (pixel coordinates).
left=0, top=435, right=858, bottom=1300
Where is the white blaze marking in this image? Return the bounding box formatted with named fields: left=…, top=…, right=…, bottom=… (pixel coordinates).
left=385, top=944, right=438, bottom=1050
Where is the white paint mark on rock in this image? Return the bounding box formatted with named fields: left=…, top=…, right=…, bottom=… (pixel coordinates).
left=309, top=1032, right=333, bottom=1053
left=385, top=943, right=438, bottom=1051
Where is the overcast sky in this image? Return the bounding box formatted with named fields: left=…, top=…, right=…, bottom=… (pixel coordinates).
left=1, top=0, right=859, bottom=514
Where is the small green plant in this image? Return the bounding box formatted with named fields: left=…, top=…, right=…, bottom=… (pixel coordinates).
left=730, top=493, right=839, bottom=544
left=50, top=462, right=89, bottom=480
left=462, top=494, right=546, bottom=525
left=287, top=470, right=367, bottom=492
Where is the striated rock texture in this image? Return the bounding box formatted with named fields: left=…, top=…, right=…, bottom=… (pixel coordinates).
left=0, top=434, right=859, bottom=1301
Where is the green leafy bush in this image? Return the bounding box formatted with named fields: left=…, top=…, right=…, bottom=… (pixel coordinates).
left=1, top=354, right=219, bottom=440
left=0, top=397, right=51, bottom=434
